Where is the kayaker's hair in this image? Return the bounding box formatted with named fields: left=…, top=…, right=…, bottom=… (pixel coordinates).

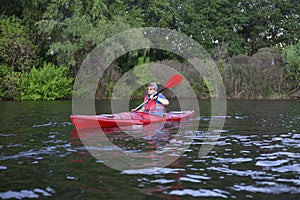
left=148, top=83, right=158, bottom=90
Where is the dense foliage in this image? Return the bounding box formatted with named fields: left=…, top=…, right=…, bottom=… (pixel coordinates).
left=0, top=17, right=38, bottom=72
left=0, top=0, right=299, bottom=100
left=0, top=63, right=73, bottom=100
left=18, top=63, right=73, bottom=100
left=282, top=40, right=300, bottom=91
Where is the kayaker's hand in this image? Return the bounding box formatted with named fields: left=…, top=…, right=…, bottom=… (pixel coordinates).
left=150, top=94, right=158, bottom=100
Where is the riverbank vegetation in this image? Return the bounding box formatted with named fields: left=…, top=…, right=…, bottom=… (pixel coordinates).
left=0, top=0, right=299, bottom=100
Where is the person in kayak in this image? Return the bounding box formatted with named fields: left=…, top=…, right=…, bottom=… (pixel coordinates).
left=134, top=83, right=169, bottom=116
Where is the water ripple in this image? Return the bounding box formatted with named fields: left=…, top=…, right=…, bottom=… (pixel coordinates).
left=0, top=187, right=55, bottom=199
left=255, top=160, right=289, bottom=167
left=169, top=188, right=228, bottom=198
left=0, top=144, right=72, bottom=161
left=121, top=167, right=185, bottom=175
left=208, top=167, right=268, bottom=178
left=231, top=183, right=300, bottom=194
left=271, top=164, right=300, bottom=173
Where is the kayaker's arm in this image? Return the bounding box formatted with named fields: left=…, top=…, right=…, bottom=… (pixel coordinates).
left=156, top=96, right=169, bottom=106
left=151, top=94, right=169, bottom=106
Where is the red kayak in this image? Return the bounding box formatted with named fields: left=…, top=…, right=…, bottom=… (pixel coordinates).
left=71, top=110, right=194, bottom=129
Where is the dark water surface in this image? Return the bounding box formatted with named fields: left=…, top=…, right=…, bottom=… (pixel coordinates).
left=0, top=100, right=299, bottom=199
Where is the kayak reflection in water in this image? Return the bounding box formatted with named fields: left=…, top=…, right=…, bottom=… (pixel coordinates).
left=133, top=83, right=169, bottom=117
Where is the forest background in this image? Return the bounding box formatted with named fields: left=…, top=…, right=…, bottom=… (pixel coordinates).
left=0, top=0, right=299, bottom=100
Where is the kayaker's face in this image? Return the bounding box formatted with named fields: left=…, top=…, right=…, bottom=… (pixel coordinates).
left=147, top=87, right=156, bottom=95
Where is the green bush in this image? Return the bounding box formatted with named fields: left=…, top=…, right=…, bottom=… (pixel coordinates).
left=223, top=48, right=286, bottom=99
left=0, top=65, right=21, bottom=99
left=282, top=41, right=300, bottom=90
left=18, top=62, right=73, bottom=100
left=0, top=65, right=10, bottom=98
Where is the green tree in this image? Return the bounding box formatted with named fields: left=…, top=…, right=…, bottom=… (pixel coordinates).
left=282, top=41, right=300, bottom=91
left=172, top=0, right=247, bottom=56
left=0, top=16, right=38, bottom=72
left=124, top=0, right=174, bottom=27
left=36, top=0, right=131, bottom=74
left=0, top=0, right=23, bottom=18
left=171, top=0, right=299, bottom=56
left=238, top=0, right=300, bottom=55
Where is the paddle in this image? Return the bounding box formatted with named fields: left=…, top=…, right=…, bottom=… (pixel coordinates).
left=133, top=74, right=184, bottom=111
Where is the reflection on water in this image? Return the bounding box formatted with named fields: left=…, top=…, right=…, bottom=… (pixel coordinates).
left=0, top=100, right=299, bottom=199
left=73, top=119, right=198, bottom=170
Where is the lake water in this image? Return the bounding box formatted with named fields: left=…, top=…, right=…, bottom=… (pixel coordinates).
left=0, top=100, right=299, bottom=199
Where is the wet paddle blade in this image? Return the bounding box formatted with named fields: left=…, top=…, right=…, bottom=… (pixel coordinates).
left=164, top=74, right=184, bottom=89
